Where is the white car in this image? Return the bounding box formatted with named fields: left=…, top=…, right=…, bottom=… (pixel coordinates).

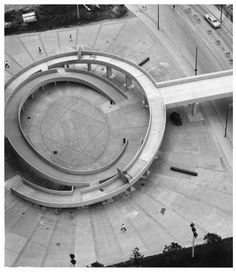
left=204, top=14, right=221, bottom=28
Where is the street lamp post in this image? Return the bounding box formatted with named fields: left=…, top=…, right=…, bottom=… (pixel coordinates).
left=157, top=5, right=160, bottom=30
left=192, top=233, right=195, bottom=257
left=191, top=46, right=198, bottom=115
left=220, top=5, right=223, bottom=22
left=76, top=5, right=80, bottom=20
left=190, top=223, right=198, bottom=258
left=194, top=46, right=198, bottom=76
left=224, top=103, right=232, bottom=137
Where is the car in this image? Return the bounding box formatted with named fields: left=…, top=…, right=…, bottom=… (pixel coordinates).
left=204, top=14, right=221, bottom=28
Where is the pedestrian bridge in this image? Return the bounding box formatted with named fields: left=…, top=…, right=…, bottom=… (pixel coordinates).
left=5, top=50, right=233, bottom=208
left=158, top=69, right=232, bottom=108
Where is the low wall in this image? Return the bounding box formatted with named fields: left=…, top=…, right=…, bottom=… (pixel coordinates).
left=65, top=68, right=128, bottom=99
left=16, top=73, right=130, bottom=178
left=23, top=178, right=74, bottom=195
left=155, top=69, right=233, bottom=89
left=11, top=183, right=131, bottom=208
left=80, top=174, right=119, bottom=193
left=6, top=50, right=163, bottom=206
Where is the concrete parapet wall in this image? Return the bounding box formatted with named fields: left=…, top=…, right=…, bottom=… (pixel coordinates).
left=8, top=54, right=152, bottom=184
left=11, top=183, right=131, bottom=208
left=15, top=72, right=131, bottom=178
left=5, top=69, right=58, bottom=106
left=6, top=50, right=167, bottom=207
left=65, top=68, right=128, bottom=99
left=80, top=175, right=119, bottom=193
left=23, top=178, right=74, bottom=195
left=155, top=69, right=233, bottom=89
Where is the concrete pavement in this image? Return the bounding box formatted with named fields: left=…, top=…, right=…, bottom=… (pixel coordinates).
left=5, top=5, right=232, bottom=267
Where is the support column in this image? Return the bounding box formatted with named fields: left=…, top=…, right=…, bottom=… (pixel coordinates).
left=87, top=63, right=92, bottom=71
left=102, top=198, right=114, bottom=205
left=192, top=102, right=199, bottom=116
left=125, top=75, right=134, bottom=89
left=142, top=97, right=149, bottom=108
left=77, top=46, right=82, bottom=59
left=106, top=66, right=115, bottom=79
left=142, top=170, right=151, bottom=179
left=122, top=189, right=131, bottom=198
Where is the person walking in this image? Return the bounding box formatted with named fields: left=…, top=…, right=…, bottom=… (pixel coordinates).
left=70, top=34, right=72, bottom=41
left=69, top=211, right=74, bottom=219
left=121, top=224, right=127, bottom=232
left=38, top=47, right=42, bottom=54
left=5, top=59, right=10, bottom=68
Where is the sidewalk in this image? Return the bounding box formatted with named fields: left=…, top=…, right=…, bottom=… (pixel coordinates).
left=126, top=5, right=194, bottom=77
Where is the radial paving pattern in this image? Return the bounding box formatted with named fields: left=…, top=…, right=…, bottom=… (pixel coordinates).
left=5, top=6, right=232, bottom=268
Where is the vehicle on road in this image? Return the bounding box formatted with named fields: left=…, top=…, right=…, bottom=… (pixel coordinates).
left=204, top=14, right=221, bottom=28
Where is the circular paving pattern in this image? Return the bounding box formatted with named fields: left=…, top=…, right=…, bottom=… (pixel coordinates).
left=37, top=96, right=110, bottom=169
left=5, top=50, right=166, bottom=199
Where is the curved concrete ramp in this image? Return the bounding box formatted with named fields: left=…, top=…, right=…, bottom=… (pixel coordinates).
left=5, top=51, right=166, bottom=208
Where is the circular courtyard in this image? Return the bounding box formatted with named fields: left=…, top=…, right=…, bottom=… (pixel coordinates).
left=22, top=86, right=111, bottom=169
left=5, top=50, right=166, bottom=204
left=5, top=4, right=232, bottom=268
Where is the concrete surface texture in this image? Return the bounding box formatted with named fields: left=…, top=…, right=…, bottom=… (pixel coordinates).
left=5, top=51, right=166, bottom=193
left=20, top=81, right=148, bottom=172
left=5, top=4, right=232, bottom=267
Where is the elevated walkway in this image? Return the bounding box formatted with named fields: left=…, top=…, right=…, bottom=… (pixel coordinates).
left=5, top=51, right=165, bottom=207
left=158, top=70, right=233, bottom=108
left=5, top=69, right=137, bottom=187
left=7, top=51, right=233, bottom=208
left=8, top=174, right=129, bottom=208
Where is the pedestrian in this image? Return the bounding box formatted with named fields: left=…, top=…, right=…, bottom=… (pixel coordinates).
left=69, top=211, right=74, bottom=219
left=173, top=5, right=175, bottom=10
left=121, top=224, right=127, bottom=232
left=77, top=46, right=82, bottom=60
left=70, top=34, right=72, bottom=41
left=69, top=253, right=75, bottom=259
left=71, top=259, right=76, bottom=266
left=38, top=47, right=42, bottom=54
left=5, top=59, right=9, bottom=68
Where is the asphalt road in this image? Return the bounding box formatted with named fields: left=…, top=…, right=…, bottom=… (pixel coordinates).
left=128, top=4, right=233, bottom=167
left=135, top=4, right=232, bottom=74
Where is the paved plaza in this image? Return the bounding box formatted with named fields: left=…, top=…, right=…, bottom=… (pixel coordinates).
left=5, top=4, right=232, bottom=267
left=20, top=82, right=148, bottom=172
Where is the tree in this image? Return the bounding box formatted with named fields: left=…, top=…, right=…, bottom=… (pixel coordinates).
left=204, top=233, right=222, bottom=244
left=91, top=261, right=104, bottom=267
left=162, top=242, right=183, bottom=264
left=130, top=247, right=144, bottom=267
